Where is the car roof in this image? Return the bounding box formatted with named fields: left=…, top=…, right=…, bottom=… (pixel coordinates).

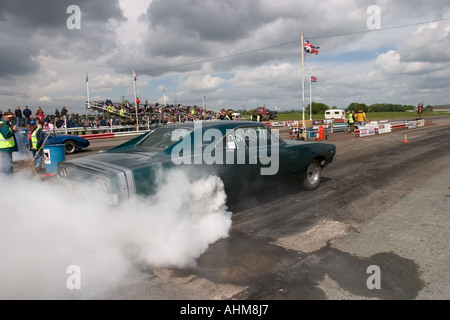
left=164, top=120, right=268, bottom=132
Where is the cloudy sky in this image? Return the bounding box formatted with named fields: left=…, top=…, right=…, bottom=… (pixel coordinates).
left=0, top=0, right=449, bottom=115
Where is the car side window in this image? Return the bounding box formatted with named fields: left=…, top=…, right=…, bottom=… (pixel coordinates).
left=222, top=126, right=276, bottom=150
left=226, top=128, right=246, bottom=150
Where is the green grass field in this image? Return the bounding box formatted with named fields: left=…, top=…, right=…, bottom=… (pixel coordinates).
left=274, top=111, right=450, bottom=122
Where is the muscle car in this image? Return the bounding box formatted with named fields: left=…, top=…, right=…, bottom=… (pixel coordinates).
left=57, top=121, right=336, bottom=205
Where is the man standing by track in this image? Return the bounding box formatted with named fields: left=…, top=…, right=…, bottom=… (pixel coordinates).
left=0, top=111, right=18, bottom=176
left=27, top=120, right=45, bottom=172
left=355, top=109, right=367, bottom=127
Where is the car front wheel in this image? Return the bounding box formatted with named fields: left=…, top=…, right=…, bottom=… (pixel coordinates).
left=64, top=140, right=77, bottom=154
left=302, top=159, right=321, bottom=190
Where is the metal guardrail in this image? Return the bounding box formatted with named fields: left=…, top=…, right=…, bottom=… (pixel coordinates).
left=42, top=124, right=158, bottom=136
left=330, top=123, right=349, bottom=133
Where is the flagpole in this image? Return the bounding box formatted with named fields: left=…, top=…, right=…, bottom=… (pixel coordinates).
left=309, top=72, right=312, bottom=121
left=86, top=72, right=89, bottom=108
left=133, top=70, right=138, bottom=131
left=86, top=72, right=89, bottom=127
left=163, top=88, right=166, bottom=107
left=301, top=32, right=305, bottom=139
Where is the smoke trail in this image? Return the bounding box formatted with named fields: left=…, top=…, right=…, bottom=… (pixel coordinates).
left=0, top=168, right=232, bottom=299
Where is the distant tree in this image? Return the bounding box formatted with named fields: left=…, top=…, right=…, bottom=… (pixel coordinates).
left=307, top=101, right=329, bottom=115
left=347, top=102, right=368, bottom=113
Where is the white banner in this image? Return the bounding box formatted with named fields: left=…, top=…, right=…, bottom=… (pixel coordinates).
left=378, top=122, right=392, bottom=134
left=408, top=121, right=417, bottom=129
left=358, top=125, right=376, bottom=137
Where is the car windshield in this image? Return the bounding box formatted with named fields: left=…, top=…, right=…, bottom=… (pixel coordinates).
left=133, top=126, right=193, bottom=151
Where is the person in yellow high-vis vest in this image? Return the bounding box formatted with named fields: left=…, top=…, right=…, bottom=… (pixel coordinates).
left=250, top=109, right=261, bottom=122
left=355, top=109, right=366, bottom=127
left=347, top=110, right=355, bottom=133
left=0, top=112, right=18, bottom=176
left=27, top=120, right=45, bottom=172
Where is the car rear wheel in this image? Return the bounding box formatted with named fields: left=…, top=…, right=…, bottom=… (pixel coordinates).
left=64, top=140, right=77, bottom=154
left=302, top=159, right=321, bottom=190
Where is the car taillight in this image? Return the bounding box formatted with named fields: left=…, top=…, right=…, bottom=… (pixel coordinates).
left=96, top=177, right=111, bottom=191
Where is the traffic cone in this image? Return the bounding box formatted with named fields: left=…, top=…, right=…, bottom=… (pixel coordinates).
left=402, top=133, right=408, bottom=143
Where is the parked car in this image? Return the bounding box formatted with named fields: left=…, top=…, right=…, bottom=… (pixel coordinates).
left=44, top=133, right=90, bottom=154
left=16, top=130, right=90, bottom=154
left=57, top=121, right=336, bottom=205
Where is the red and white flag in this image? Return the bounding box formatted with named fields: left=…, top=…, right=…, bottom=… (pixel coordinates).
left=311, top=75, right=317, bottom=82
left=133, top=71, right=137, bottom=81
left=304, top=39, right=319, bottom=55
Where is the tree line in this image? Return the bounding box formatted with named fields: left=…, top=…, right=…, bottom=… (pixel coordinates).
left=285, top=102, right=434, bottom=114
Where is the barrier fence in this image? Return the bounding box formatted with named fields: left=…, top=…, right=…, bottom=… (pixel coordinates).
left=43, top=118, right=426, bottom=140
left=43, top=124, right=154, bottom=139
left=283, top=118, right=426, bottom=140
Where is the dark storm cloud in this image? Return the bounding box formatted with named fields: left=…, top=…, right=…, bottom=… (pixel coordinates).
left=108, top=0, right=377, bottom=77
left=0, top=0, right=125, bottom=78
left=0, top=43, right=39, bottom=76
left=0, top=0, right=124, bottom=30
left=147, top=0, right=269, bottom=42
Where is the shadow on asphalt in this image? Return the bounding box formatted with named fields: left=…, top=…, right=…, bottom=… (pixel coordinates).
left=225, top=176, right=333, bottom=214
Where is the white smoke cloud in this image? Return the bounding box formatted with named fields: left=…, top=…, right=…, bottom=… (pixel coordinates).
left=0, top=168, right=232, bottom=299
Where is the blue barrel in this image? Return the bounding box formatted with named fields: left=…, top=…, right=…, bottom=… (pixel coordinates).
left=44, top=144, right=65, bottom=174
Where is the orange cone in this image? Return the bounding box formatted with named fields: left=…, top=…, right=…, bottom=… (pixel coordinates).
left=402, top=133, right=408, bottom=143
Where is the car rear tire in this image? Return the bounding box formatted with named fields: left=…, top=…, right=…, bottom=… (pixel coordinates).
left=64, top=140, right=77, bottom=154
left=302, top=159, right=321, bottom=190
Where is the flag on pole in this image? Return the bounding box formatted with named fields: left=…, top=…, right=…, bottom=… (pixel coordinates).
left=133, top=71, right=137, bottom=81
left=311, top=75, right=317, bottom=82
left=304, top=39, right=319, bottom=55
left=85, top=72, right=88, bottom=82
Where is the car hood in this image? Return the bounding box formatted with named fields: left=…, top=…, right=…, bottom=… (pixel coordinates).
left=66, top=150, right=167, bottom=170
left=284, top=139, right=309, bottom=145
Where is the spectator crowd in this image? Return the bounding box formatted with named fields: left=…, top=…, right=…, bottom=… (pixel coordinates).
left=1, top=100, right=236, bottom=133
left=91, top=99, right=218, bottom=124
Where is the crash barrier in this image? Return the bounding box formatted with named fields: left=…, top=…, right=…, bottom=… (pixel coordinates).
left=44, top=144, right=65, bottom=174
left=43, top=123, right=154, bottom=136
left=288, top=118, right=427, bottom=140
left=330, top=123, right=349, bottom=133
left=80, top=130, right=150, bottom=140
left=80, top=132, right=115, bottom=140
left=290, top=125, right=330, bottom=140
left=289, top=122, right=348, bottom=140
left=354, top=119, right=425, bottom=137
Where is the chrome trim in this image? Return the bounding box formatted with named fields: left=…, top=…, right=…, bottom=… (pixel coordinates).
left=67, top=158, right=136, bottom=203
